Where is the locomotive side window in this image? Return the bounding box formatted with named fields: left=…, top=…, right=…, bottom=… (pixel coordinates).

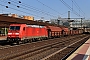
left=10, top=26, right=20, bottom=30
left=23, top=27, right=25, bottom=31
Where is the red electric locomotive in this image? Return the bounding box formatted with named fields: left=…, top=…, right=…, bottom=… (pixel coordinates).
left=7, top=24, right=48, bottom=44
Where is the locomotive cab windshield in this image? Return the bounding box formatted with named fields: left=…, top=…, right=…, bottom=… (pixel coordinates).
left=10, top=26, right=20, bottom=30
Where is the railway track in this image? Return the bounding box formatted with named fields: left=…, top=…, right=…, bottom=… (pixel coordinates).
left=0, top=34, right=89, bottom=60
left=43, top=35, right=90, bottom=60
left=0, top=34, right=80, bottom=50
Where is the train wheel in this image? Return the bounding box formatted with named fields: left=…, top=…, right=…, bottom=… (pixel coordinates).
left=32, top=38, right=36, bottom=42
left=28, top=39, right=32, bottom=43
left=17, top=41, right=20, bottom=45
left=22, top=40, right=25, bottom=44
left=40, top=38, right=43, bottom=41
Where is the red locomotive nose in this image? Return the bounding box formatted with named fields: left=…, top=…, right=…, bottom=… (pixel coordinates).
left=8, top=25, right=20, bottom=38
left=8, top=30, right=20, bottom=38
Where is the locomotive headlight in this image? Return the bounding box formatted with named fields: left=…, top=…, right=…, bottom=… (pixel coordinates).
left=15, top=33, right=19, bottom=35
left=8, top=33, right=12, bottom=35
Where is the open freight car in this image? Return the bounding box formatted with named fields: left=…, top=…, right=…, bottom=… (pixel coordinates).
left=46, top=26, right=62, bottom=38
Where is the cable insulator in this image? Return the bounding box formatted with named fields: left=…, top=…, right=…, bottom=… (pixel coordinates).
left=6, top=6, right=8, bottom=8
left=19, top=1, right=21, bottom=3
left=8, top=2, right=11, bottom=4
left=17, top=6, right=20, bottom=8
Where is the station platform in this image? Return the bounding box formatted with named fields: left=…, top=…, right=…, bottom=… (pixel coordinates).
left=0, top=36, right=7, bottom=40
left=67, top=38, right=90, bottom=60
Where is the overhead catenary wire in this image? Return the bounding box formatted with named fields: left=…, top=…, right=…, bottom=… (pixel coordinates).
left=0, top=0, right=54, bottom=19
left=71, top=0, right=85, bottom=17
left=5, top=0, right=57, bottom=18
left=59, top=0, right=80, bottom=17
left=59, top=0, right=84, bottom=17
left=11, top=0, right=73, bottom=18
left=0, top=0, right=85, bottom=20
left=0, top=8, right=12, bottom=14
left=14, top=0, right=55, bottom=15
left=0, top=0, right=45, bottom=18
left=36, top=0, right=63, bottom=16
left=0, top=1, right=40, bottom=18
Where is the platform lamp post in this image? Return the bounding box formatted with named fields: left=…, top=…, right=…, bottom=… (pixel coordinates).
left=57, top=19, right=60, bottom=26
left=57, top=16, right=61, bottom=26
left=81, top=18, right=84, bottom=33
left=81, top=18, right=83, bottom=29
left=5, top=27, right=7, bottom=36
